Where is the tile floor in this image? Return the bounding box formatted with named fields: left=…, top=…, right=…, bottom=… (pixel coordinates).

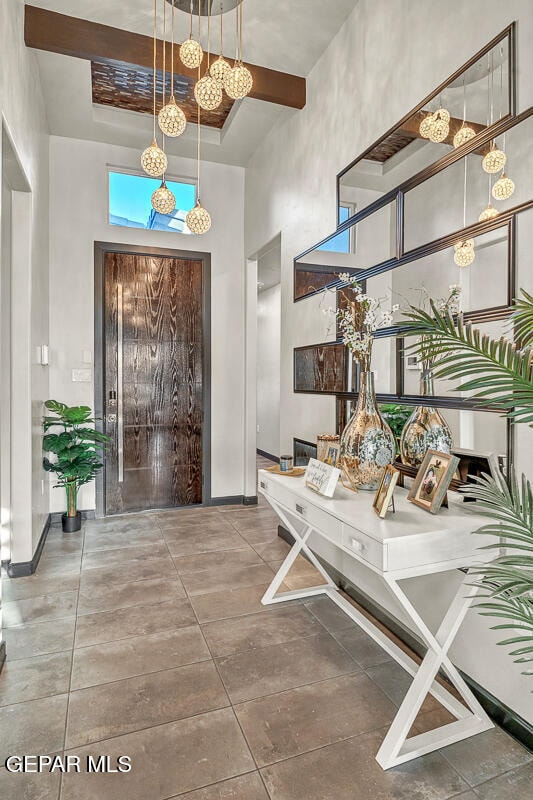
left=0, top=458, right=531, bottom=799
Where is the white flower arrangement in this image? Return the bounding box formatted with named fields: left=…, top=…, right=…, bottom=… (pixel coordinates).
left=325, top=274, right=398, bottom=371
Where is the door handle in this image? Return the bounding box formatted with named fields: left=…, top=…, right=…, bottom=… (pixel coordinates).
left=117, top=283, right=124, bottom=484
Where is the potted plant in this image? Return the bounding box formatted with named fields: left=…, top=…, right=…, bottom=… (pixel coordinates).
left=43, top=400, right=110, bottom=532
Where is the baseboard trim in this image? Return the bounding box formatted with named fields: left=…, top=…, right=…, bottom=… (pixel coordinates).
left=257, top=449, right=279, bottom=463
left=277, top=524, right=533, bottom=752
left=49, top=509, right=96, bottom=525
left=7, top=515, right=52, bottom=578
left=206, top=495, right=248, bottom=507
left=0, top=641, right=6, bottom=674
left=243, top=495, right=258, bottom=506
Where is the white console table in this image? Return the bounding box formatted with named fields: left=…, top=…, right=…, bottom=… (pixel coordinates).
left=258, top=469, right=496, bottom=770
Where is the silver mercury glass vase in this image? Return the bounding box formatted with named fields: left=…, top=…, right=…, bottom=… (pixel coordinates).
left=340, top=371, right=396, bottom=491
left=400, top=368, right=453, bottom=467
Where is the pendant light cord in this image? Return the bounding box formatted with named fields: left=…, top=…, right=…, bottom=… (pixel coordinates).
left=162, top=0, right=166, bottom=107
left=171, top=0, right=175, bottom=98
left=207, top=1, right=211, bottom=68
left=239, top=0, right=243, bottom=63
left=197, top=65, right=201, bottom=200
left=234, top=1, right=239, bottom=63
left=153, top=0, right=157, bottom=140
left=219, top=2, right=223, bottom=57
left=189, top=0, right=193, bottom=38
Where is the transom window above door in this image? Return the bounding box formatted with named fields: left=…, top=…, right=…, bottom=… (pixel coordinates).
left=108, top=170, right=196, bottom=234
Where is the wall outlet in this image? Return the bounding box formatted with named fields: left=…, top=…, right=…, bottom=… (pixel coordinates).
left=72, top=368, right=92, bottom=382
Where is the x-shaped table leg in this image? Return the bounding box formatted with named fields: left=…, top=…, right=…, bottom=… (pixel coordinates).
left=376, top=569, right=493, bottom=768
left=261, top=496, right=337, bottom=605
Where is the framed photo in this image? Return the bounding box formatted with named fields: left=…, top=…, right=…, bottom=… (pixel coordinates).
left=408, top=450, right=460, bottom=514
left=451, top=448, right=500, bottom=483
left=373, top=465, right=399, bottom=518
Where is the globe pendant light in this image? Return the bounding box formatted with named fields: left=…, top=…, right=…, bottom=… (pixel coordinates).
left=180, top=0, right=203, bottom=69
left=482, top=142, right=506, bottom=173
left=224, top=1, right=253, bottom=100
left=479, top=203, right=499, bottom=221
left=186, top=99, right=211, bottom=235
left=142, top=0, right=167, bottom=177
left=195, top=3, right=223, bottom=110
left=419, top=112, right=434, bottom=139
left=210, top=3, right=231, bottom=84
left=453, top=152, right=475, bottom=268
left=453, top=125, right=475, bottom=149
left=453, top=78, right=475, bottom=149
left=428, top=108, right=450, bottom=143
left=454, top=240, right=475, bottom=267
left=492, top=172, right=515, bottom=201
left=152, top=180, right=176, bottom=214
left=479, top=173, right=499, bottom=221
left=159, top=0, right=186, bottom=137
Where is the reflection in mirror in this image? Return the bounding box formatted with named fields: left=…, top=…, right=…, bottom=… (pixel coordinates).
left=336, top=400, right=507, bottom=466
left=401, top=317, right=511, bottom=400
left=365, top=223, right=510, bottom=322
left=338, top=28, right=512, bottom=220
left=294, top=343, right=354, bottom=394
left=404, top=112, right=531, bottom=253
left=294, top=199, right=396, bottom=300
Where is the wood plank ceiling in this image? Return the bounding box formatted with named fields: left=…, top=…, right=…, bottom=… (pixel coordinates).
left=91, top=61, right=234, bottom=128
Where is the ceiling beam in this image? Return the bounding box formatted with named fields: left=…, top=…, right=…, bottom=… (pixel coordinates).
left=24, top=4, right=306, bottom=110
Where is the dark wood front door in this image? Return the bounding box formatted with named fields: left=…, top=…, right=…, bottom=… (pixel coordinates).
left=103, top=252, right=204, bottom=514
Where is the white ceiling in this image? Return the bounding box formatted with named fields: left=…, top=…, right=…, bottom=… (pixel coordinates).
left=25, top=0, right=359, bottom=166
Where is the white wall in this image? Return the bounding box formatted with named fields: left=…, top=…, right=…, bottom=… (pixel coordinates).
left=244, top=0, right=533, bottom=721
left=257, top=284, right=281, bottom=458
left=48, top=137, right=245, bottom=511
left=0, top=0, right=50, bottom=564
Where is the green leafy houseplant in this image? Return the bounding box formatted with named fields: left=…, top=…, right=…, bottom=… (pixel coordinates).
left=380, top=404, right=412, bottom=453
left=403, top=290, right=533, bottom=676
left=43, top=400, right=110, bottom=531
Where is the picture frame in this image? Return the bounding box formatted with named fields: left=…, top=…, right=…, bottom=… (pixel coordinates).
left=451, top=448, right=500, bottom=483
left=373, top=465, right=399, bottom=518
left=408, top=450, right=460, bottom=514
left=406, top=354, right=422, bottom=371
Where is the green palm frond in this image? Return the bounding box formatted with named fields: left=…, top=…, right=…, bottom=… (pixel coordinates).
left=402, top=292, right=533, bottom=424
left=514, top=289, right=533, bottom=349
left=463, top=472, right=533, bottom=670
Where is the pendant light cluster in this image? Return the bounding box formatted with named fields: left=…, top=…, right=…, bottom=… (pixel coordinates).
left=419, top=106, right=450, bottom=144
left=141, top=1, right=252, bottom=234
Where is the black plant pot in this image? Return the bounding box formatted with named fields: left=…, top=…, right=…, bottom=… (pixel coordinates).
left=62, top=512, right=82, bottom=533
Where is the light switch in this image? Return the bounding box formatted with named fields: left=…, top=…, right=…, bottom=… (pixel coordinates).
left=82, top=349, right=92, bottom=364
left=72, top=368, right=92, bottom=382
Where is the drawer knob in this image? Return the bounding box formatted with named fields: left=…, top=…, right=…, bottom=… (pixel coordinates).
left=295, top=503, right=306, bottom=515
left=351, top=538, right=364, bottom=552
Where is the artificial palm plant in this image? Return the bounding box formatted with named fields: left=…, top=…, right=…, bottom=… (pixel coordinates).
left=402, top=289, right=533, bottom=676
left=43, top=400, right=110, bottom=532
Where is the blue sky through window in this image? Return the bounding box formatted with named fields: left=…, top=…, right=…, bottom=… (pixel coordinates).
left=317, top=204, right=351, bottom=253
left=109, top=171, right=196, bottom=231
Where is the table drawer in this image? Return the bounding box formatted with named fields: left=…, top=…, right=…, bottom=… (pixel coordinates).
left=342, top=524, right=385, bottom=570
left=259, top=477, right=342, bottom=545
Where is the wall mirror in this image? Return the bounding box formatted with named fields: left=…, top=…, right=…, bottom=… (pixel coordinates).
left=403, top=111, right=531, bottom=254
left=337, top=25, right=514, bottom=224
left=365, top=221, right=512, bottom=322
left=294, top=198, right=396, bottom=300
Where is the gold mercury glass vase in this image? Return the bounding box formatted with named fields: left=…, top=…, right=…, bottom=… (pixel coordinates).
left=340, top=371, right=396, bottom=491
left=399, top=368, right=453, bottom=467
